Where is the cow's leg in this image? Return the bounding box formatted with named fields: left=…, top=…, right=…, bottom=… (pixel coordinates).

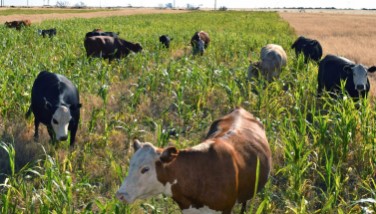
left=47, top=125, right=56, bottom=144
left=240, top=202, right=247, bottom=214
left=68, top=121, right=78, bottom=147
left=34, top=119, right=40, bottom=140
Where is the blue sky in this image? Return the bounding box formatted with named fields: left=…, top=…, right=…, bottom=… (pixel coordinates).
left=2, top=0, right=376, bottom=9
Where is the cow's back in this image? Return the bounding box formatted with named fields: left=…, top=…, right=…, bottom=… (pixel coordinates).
left=198, top=31, right=210, bottom=48
left=260, top=44, right=287, bottom=81
left=31, top=71, right=60, bottom=123
left=261, top=44, right=287, bottom=66
left=205, top=108, right=272, bottom=203
left=84, top=36, right=117, bottom=58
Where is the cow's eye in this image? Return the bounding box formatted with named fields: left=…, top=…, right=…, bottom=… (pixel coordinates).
left=52, top=119, right=58, bottom=124
left=141, top=167, right=149, bottom=174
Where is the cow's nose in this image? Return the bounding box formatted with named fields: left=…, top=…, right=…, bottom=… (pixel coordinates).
left=59, top=136, right=68, bottom=141
left=116, top=192, right=128, bottom=202
left=356, top=85, right=366, bottom=91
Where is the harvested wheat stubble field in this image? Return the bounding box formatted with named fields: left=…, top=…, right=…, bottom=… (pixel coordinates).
left=1, top=8, right=376, bottom=213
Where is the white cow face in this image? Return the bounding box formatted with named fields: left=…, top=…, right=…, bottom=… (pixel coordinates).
left=193, top=39, right=205, bottom=55
left=347, top=64, right=369, bottom=91
left=116, top=140, right=167, bottom=203
left=51, top=106, right=72, bottom=141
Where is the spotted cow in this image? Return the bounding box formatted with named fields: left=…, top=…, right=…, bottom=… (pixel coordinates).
left=116, top=107, right=272, bottom=214
left=317, top=54, right=376, bottom=99
left=191, top=31, right=210, bottom=55
left=26, top=71, right=81, bottom=147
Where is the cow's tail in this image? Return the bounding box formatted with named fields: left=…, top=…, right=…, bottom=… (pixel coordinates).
left=25, top=105, right=32, bottom=118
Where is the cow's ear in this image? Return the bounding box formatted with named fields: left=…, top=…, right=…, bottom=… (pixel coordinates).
left=343, top=65, right=353, bottom=74
left=44, top=98, right=52, bottom=110
left=160, top=147, right=179, bottom=163
left=367, top=66, right=376, bottom=73
left=133, top=139, right=143, bottom=151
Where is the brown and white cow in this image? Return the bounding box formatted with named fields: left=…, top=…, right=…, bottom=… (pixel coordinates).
left=5, top=19, right=31, bottom=30
left=248, top=44, right=287, bottom=82
left=84, top=36, right=142, bottom=61
left=191, top=31, right=210, bottom=55
left=116, top=107, right=272, bottom=214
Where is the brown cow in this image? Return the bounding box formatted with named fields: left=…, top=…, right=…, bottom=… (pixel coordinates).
left=116, top=107, right=272, bottom=214
left=5, top=20, right=31, bottom=30
left=191, top=31, right=210, bottom=55
left=84, top=36, right=142, bottom=61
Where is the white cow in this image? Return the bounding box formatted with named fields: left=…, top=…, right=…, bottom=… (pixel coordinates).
left=248, top=44, right=287, bottom=82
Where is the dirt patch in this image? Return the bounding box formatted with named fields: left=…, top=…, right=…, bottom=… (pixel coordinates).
left=0, top=8, right=190, bottom=23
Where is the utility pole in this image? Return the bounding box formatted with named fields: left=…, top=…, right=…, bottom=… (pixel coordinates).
left=214, top=0, right=217, bottom=10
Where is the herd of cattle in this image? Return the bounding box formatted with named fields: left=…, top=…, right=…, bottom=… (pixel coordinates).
left=4, top=18, right=376, bottom=213
left=249, top=36, right=376, bottom=100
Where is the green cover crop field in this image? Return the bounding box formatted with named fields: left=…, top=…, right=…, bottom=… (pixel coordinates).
left=0, top=11, right=375, bottom=213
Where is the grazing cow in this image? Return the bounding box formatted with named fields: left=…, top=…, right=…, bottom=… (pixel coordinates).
left=5, top=19, right=31, bottom=30
left=84, top=36, right=142, bottom=61
left=248, top=44, right=287, bottom=82
left=26, top=71, right=81, bottom=147
left=191, top=31, right=210, bottom=55
left=116, top=107, right=272, bottom=214
left=317, top=54, right=376, bottom=99
left=159, top=35, right=172, bottom=48
left=291, top=36, right=322, bottom=63
left=85, top=29, right=119, bottom=38
left=38, top=28, right=57, bottom=38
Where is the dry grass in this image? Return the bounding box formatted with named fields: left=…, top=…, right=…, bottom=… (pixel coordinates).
left=280, top=12, right=376, bottom=98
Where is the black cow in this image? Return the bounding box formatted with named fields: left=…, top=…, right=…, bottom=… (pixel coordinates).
left=191, top=31, right=210, bottom=55
left=85, top=30, right=119, bottom=38
left=317, top=54, right=376, bottom=99
left=38, top=28, right=57, bottom=38
left=84, top=36, right=142, bottom=61
left=159, top=35, right=172, bottom=48
left=291, top=36, right=322, bottom=63
left=26, top=71, right=82, bottom=147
